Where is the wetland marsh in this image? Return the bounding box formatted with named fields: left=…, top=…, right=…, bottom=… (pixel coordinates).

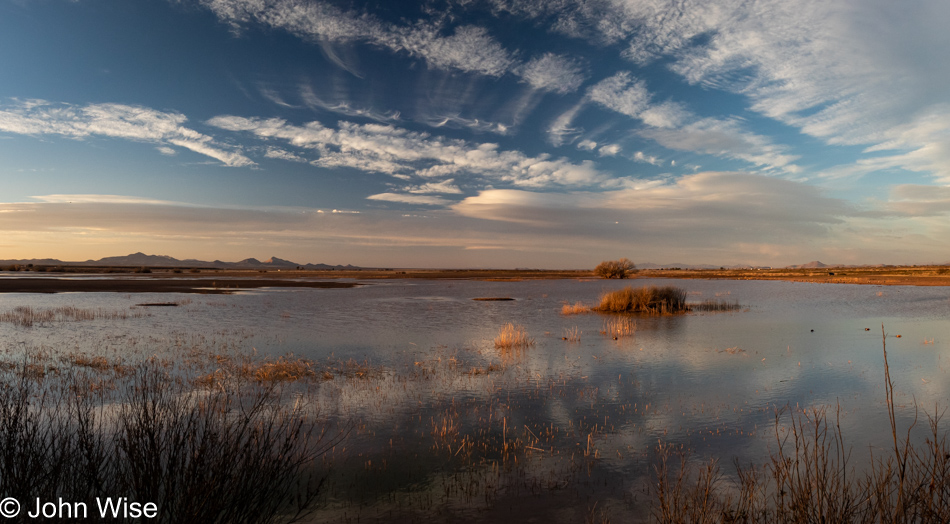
left=2, top=276, right=949, bottom=522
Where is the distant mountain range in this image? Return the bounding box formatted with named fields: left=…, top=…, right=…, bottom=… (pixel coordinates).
left=3, top=254, right=948, bottom=271
left=0, top=252, right=359, bottom=270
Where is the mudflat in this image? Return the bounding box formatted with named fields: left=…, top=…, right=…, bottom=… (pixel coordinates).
left=2, top=265, right=950, bottom=293
left=0, top=277, right=359, bottom=294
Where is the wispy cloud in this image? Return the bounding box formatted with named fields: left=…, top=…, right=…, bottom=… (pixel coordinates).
left=426, top=114, right=509, bottom=135
left=30, top=194, right=182, bottom=205
left=299, top=84, right=401, bottom=122
left=639, top=118, right=799, bottom=172
left=207, top=115, right=607, bottom=190
left=587, top=72, right=651, bottom=119
left=502, top=0, right=950, bottom=182
left=0, top=99, right=254, bottom=167
left=546, top=101, right=585, bottom=146
left=517, top=53, right=586, bottom=94
left=202, top=0, right=588, bottom=92
left=367, top=193, right=452, bottom=206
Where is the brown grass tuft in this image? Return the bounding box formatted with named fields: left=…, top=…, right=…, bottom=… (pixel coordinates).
left=561, top=301, right=590, bottom=315
left=494, top=323, right=534, bottom=350
left=594, top=285, right=688, bottom=314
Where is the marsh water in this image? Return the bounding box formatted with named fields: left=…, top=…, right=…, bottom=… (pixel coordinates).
left=2, top=276, right=950, bottom=522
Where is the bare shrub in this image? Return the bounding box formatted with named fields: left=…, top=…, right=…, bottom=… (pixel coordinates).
left=594, top=258, right=636, bottom=279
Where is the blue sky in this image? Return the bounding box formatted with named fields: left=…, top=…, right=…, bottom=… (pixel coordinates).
left=2, top=0, right=950, bottom=267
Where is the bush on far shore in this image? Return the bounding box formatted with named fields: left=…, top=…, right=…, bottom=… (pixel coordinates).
left=594, top=258, right=636, bottom=279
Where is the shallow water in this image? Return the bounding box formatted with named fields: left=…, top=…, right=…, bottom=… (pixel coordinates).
left=2, top=277, right=949, bottom=521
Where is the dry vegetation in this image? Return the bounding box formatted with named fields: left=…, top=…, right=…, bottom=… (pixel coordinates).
left=601, top=317, right=636, bottom=339
left=594, top=258, right=636, bottom=279
left=561, top=301, right=591, bottom=315
left=595, top=285, right=689, bottom=314
left=0, top=306, right=147, bottom=327
left=494, top=322, right=534, bottom=350
left=0, top=359, right=335, bottom=524
left=652, top=326, right=950, bottom=523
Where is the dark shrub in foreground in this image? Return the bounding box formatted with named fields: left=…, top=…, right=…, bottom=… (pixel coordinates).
left=0, top=364, right=330, bottom=524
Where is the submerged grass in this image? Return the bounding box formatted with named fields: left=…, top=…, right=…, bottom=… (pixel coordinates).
left=0, top=306, right=147, bottom=327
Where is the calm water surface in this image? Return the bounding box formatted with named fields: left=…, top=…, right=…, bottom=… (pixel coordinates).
left=2, top=277, right=949, bottom=522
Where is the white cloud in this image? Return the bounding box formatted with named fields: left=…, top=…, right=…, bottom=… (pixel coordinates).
left=640, top=118, right=799, bottom=172
left=546, top=101, right=585, bottom=146
left=639, top=101, right=691, bottom=129
left=208, top=115, right=607, bottom=189
left=426, top=114, right=509, bottom=135
left=30, top=194, right=181, bottom=205
left=537, top=0, right=950, bottom=182
left=0, top=99, right=254, bottom=167
left=203, top=0, right=516, bottom=77
left=156, top=146, right=177, bottom=156
left=299, top=84, right=401, bottom=122
left=264, top=146, right=307, bottom=162
left=586, top=72, right=650, bottom=119
left=367, top=193, right=452, bottom=206
left=451, top=171, right=854, bottom=258
left=406, top=179, right=463, bottom=194
left=598, top=144, right=621, bottom=156
left=517, top=53, right=586, bottom=94
left=633, top=151, right=660, bottom=165
left=577, top=139, right=597, bottom=151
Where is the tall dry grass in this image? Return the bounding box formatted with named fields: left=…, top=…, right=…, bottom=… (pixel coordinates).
left=0, top=361, right=335, bottom=524
left=602, top=317, right=636, bottom=338
left=595, top=286, right=688, bottom=314
left=561, top=301, right=591, bottom=315
left=494, top=323, right=534, bottom=350
left=651, top=325, right=950, bottom=523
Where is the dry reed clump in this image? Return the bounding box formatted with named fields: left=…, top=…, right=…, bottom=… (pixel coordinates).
left=0, top=306, right=145, bottom=327
left=561, top=301, right=591, bottom=315
left=494, top=323, right=534, bottom=350
left=595, top=285, right=688, bottom=314
left=651, top=325, right=950, bottom=523
left=0, top=363, right=334, bottom=524
left=601, top=317, right=636, bottom=339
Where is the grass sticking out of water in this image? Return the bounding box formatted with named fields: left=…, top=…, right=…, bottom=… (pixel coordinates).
left=651, top=325, right=950, bottom=523
left=561, top=302, right=590, bottom=315
left=494, top=323, right=534, bottom=350
left=601, top=317, right=636, bottom=339
left=0, top=306, right=147, bottom=327
left=594, top=286, right=688, bottom=314
left=691, top=299, right=743, bottom=312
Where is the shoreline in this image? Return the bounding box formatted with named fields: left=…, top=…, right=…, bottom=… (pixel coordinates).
left=1, top=265, right=949, bottom=293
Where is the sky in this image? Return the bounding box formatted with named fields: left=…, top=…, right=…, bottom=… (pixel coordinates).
left=2, top=0, right=950, bottom=268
